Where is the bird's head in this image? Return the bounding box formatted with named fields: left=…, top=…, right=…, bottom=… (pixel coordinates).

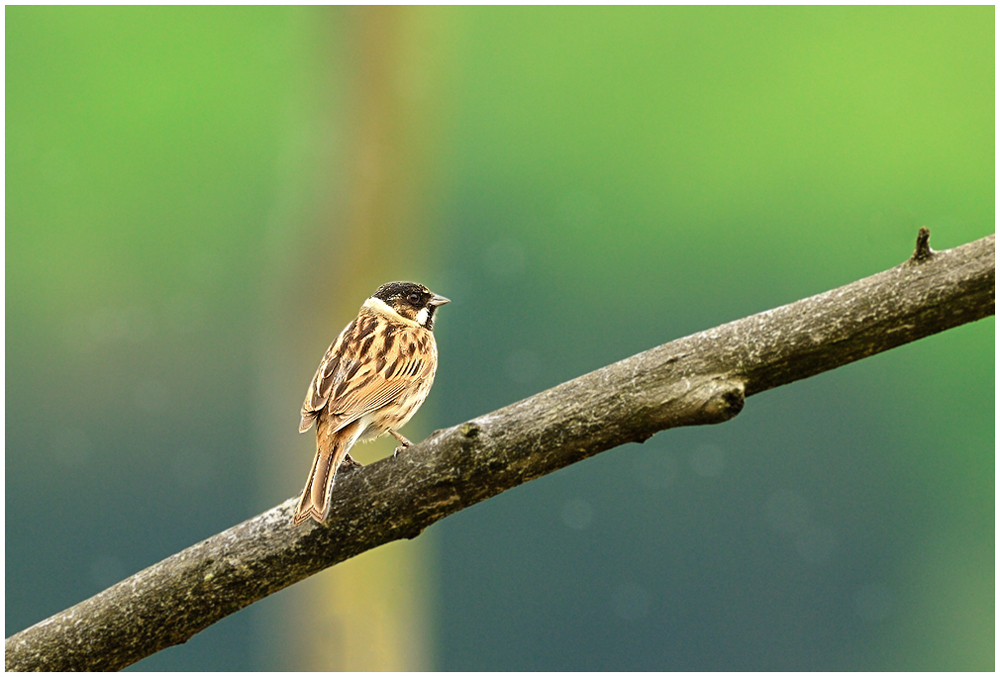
left=366, top=281, right=450, bottom=329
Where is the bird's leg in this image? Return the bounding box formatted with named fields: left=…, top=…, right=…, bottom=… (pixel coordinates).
left=389, top=429, right=413, bottom=458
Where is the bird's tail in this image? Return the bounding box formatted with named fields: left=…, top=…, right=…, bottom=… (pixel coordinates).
left=293, top=421, right=359, bottom=526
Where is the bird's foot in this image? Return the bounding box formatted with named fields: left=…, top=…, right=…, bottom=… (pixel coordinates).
left=340, top=453, right=364, bottom=471
left=389, top=429, right=413, bottom=458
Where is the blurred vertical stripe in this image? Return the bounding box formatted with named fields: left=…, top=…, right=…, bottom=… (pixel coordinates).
left=252, top=6, right=452, bottom=670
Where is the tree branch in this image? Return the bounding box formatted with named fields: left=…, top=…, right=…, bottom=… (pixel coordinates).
left=6, top=231, right=994, bottom=672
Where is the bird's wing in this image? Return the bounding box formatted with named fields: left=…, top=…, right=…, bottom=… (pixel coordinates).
left=299, top=317, right=356, bottom=432
left=299, top=316, right=435, bottom=433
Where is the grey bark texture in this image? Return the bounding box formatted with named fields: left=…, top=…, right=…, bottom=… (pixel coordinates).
left=6, top=230, right=995, bottom=671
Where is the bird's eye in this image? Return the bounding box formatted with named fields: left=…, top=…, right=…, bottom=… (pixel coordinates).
left=407, top=293, right=421, bottom=305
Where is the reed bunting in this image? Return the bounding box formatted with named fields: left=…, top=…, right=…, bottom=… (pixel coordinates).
left=293, top=281, right=450, bottom=526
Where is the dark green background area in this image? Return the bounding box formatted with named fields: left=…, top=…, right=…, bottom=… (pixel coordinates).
left=6, top=7, right=993, bottom=670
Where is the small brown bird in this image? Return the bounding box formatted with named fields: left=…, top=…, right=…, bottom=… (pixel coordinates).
left=293, top=281, right=450, bottom=526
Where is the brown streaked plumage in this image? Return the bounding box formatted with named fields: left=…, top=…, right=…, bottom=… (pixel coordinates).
left=293, top=282, right=450, bottom=526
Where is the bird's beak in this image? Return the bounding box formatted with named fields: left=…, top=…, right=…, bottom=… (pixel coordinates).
left=429, top=294, right=451, bottom=307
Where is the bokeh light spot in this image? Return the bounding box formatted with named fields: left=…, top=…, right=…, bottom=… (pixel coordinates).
left=690, top=443, right=726, bottom=477
left=561, top=498, right=594, bottom=531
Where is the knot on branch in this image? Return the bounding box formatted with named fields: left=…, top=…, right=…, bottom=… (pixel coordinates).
left=459, top=423, right=480, bottom=439
left=699, top=378, right=745, bottom=423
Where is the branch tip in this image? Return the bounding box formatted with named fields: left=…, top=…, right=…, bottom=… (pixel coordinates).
left=911, top=227, right=933, bottom=263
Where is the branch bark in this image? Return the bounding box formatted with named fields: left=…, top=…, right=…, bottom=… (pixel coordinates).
left=6, top=230, right=994, bottom=671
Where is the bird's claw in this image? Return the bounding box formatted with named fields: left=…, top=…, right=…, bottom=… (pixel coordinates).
left=389, top=429, right=413, bottom=458
left=340, top=453, right=364, bottom=470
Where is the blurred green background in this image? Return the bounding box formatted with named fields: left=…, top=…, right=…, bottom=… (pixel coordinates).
left=6, top=6, right=993, bottom=670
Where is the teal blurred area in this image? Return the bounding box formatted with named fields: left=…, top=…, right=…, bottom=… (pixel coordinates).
left=6, top=6, right=993, bottom=670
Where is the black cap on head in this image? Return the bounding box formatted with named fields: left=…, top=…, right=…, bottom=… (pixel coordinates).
left=373, top=281, right=427, bottom=304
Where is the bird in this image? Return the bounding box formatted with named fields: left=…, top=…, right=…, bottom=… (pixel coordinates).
left=292, top=281, right=450, bottom=526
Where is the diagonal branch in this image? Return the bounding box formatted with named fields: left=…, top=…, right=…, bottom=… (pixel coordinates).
left=5, top=230, right=995, bottom=671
